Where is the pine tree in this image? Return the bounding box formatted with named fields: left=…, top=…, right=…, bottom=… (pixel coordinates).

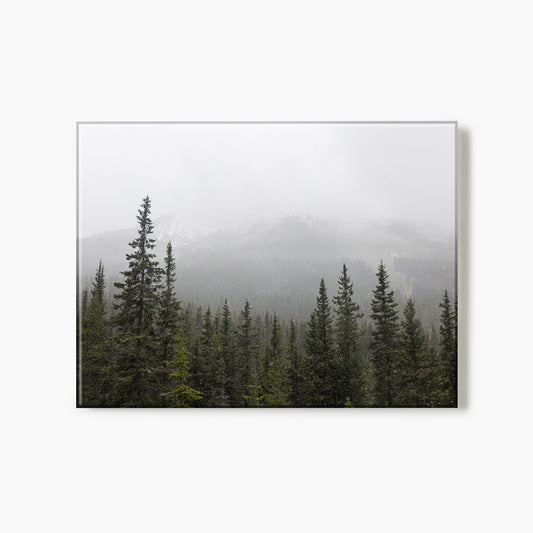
left=154, top=242, right=182, bottom=405
left=333, top=263, right=364, bottom=406
left=77, top=286, right=88, bottom=404
left=305, top=279, right=337, bottom=406
left=219, top=300, right=238, bottom=405
left=264, top=314, right=282, bottom=372
left=370, top=261, right=399, bottom=407
left=419, top=345, right=447, bottom=407
left=288, top=320, right=305, bottom=407
left=80, top=261, right=109, bottom=406
left=243, top=373, right=264, bottom=407
left=237, top=300, right=259, bottom=403
left=193, top=308, right=228, bottom=407
left=262, top=315, right=291, bottom=407
left=302, top=311, right=318, bottom=405
left=162, top=334, right=202, bottom=407
left=394, top=298, right=425, bottom=406
left=263, top=358, right=291, bottom=407
left=82, top=261, right=106, bottom=350
left=158, top=243, right=181, bottom=361
left=111, top=196, right=163, bottom=406
left=439, top=289, right=458, bottom=407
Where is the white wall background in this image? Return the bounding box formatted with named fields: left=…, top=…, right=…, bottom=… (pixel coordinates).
left=1, top=1, right=531, bottom=532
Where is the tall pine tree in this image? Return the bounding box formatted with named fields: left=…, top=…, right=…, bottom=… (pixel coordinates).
left=333, top=263, right=365, bottom=406
left=111, top=196, right=163, bottom=407
left=237, top=300, right=259, bottom=404
left=193, top=308, right=229, bottom=407
left=439, top=289, right=458, bottom=407
left=305, top=279, right=337, bottom=407
left=262, top=315, right=291, bottom=407
left=155, top=242, right=182, bottom=405
left=80, top=260, right=109, bottom=406
left=157, top=243, right=181, bottom=360
left=219, top=300, right=239, bottom=406
left=370, top=261, right=399, bottom=407
left=394, top=298, right=425, bottom=406
left=288, top=320, right=305, bottom=407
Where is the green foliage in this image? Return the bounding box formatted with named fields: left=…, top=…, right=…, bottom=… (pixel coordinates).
left=439, top=290, right=458, bottom=406
left=262, top=315, right=291, bottom=407
left=370, top=261, right=400, bottom=407
left=158, top=243, right=181, bottom=360
left=243, top=373, right=264, bottom=407
left=264, top=314, right=282, bottom=372
left=236, top=299, right=259, bottom=402
left=81, top=288, right=89, bottom=319
left=110, top=197, right=163, bottom=406
left=113, top=196, right=163, bottom=338
left=288, top=320, right=305, bottom=407
left=262, top=359, right=291, bottom=407
left=154, top=242, right=182, bottom=405
left=192, top=308, right=229, bottom=407
left=80, top=260, right=110, bottom=407
left=219, top=300, right=240, bottom=406
left=333, top=263, right=365, bottom=406
left=305, top=279, right=337, bottom=406
left=162, top=334, right=202, bottom=407
left=394, top=298, right=426, bottom=406
left=79, top=196, right=457, bottom=409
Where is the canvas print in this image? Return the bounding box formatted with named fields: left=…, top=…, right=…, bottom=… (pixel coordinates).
left=77, top=122, right=457, bottom=408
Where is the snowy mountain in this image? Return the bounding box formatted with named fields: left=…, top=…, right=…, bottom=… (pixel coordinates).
left=79, top=214, right=455, bottom=321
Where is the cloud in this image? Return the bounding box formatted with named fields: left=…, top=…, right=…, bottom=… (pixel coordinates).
left=79, top=123, right=455, bottom=237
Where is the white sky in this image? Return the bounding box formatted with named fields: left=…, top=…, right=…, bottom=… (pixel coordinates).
left=78, top=123, right=455, bottom=238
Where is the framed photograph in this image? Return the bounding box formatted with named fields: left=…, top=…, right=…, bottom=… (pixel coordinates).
left=77, top=122, right=457, bottom=408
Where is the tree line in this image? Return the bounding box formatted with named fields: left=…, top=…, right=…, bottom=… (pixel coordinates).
left=78, top=196, right=457, bottom=408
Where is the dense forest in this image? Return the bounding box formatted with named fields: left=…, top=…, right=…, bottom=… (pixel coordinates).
left=78, top=196, right=457, bottom=408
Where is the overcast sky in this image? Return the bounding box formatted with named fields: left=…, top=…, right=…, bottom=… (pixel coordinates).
left=78, top=123, right=455, bottom=238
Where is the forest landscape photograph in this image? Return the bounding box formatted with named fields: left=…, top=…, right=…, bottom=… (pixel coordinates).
left=77, top=122, right=457, bottom=408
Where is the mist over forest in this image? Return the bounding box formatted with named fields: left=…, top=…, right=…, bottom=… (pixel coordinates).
left=80, top=211, right=454, bottom=327
left=78, top=123, right=456, bottom=408
left=78, top=196, right=457, bottom=408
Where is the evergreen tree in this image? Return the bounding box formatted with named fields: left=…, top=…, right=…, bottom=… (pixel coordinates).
left=219, top=300, right=239, bottom=405
left=305, top=279, right=337, bottom=406
left=333, top=263, right=364, bottom=406
left=111, top=196, right=163, bottom=406
left=157, top=243, right=181, bottom=361
left=419, top=346, right=447, bottom=407
left=288, top=320, right=305, bottom=407
left=264, top=314, right=282, bottom=373
left=92, top=260, right=105, bottom=302
left=78, top=286, right=89, bottom=404
left=263, top=358, right=291, bottom=407
left=80, top=261, right=109, bottom=406
left=162, top=334, right=202, bottom=407
left=82, top=261, right=106, bottom=351
left=394, top=298, right=425, bottom=406
left=370, top=261, right=399, bottom=407
left=155, top=242, right=182, bottom=405
left=439, top=290, right=458, bottom=407
left=237, top=300, right=259, bottom=403
left=193, top=308, right=228, bottom=407
left=243, top=373, right=263, bottom=407
left=262, top=315, right=291, bottom=407
left=302, top=311, right=318, bottom=405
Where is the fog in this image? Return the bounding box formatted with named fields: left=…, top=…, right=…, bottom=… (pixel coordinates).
left=78, top=122, right=455, bottom=238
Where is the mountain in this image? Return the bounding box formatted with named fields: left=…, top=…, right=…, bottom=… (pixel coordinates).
left=78, top=214, right=455, bottom=323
